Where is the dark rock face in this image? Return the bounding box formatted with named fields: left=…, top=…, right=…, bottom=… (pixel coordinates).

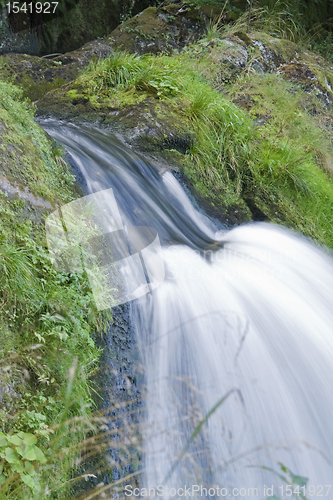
left=0, top=0, right=151, bottom=56
left=277, top=63, right=333, bottom=105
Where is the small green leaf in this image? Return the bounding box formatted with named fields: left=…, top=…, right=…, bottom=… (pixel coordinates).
left=20, top=473, right=35, bottom=489
left=4, top=447, right=20, bottom=464
left=33, top=446, right=46, bottom=464
left=16, top=445, right=24, bottom=457
left=22, top=446, right=37, bottom=461
left=24, top=461, right=35, bottom=475
left=0, top=474, right=6, bottom=486
left=0, top=434, right=8, bottom=447
left=7, top=435, right=22, bottom=446
left=12, top=462, right=24, bottom=473
left=22, top=434, right=37, bottom=446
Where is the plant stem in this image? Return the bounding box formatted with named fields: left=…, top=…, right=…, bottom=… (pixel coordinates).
left=247, top=0, right=253, bottom=33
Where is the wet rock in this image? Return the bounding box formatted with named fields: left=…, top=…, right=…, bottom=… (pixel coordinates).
left=0, top=40, right=113, bottom=101
left=277, top=62, right=333, bottom=104
left=250, top=36, right=297, bottom=71
left=0, top=4, right=210, bottom=101
left=0, top=53, right=75, bottom=101
left=200, top=37, right=248, bottom=84
left=37, top=87, right=195, bottom=156
left=215, top=39, right=248, bottom=67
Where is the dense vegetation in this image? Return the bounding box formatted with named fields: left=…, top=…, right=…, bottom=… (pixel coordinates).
left=0, top=81, right=111, bottom=498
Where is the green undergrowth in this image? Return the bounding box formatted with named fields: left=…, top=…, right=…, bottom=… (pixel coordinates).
left=69, top=49, right=333, bottom=245
left=0, top=80, right=112, bottom=498
left=229, top=72, right=333, bottom=243
left=0, top=81, right=76, bottom=204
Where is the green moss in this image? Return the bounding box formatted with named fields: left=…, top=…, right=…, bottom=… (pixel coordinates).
left=0, top=54, right=79, bottom=101
left=106, top=7, right=164, bottom=53
left=0, top=81, right=79, bottom=204
left=230, top=71, right=333, bottom=242
left=253, top=33, right=298, bottom=61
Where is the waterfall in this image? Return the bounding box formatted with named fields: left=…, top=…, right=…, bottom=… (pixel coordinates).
left=41, top=119, right=333, bottom=498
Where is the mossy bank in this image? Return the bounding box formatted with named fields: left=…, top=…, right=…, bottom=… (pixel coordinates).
left=0, top=80, right=111, bottom=499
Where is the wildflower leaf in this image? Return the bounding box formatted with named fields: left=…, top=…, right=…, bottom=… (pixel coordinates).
left=33, top=445, right=46, bottom=464
left=7, top=435, right=23, bottom=446
left=22, top=445, right=37, bottom=461
left=4, top=447, right=20, bottom=464
left=20, top=473, right=35, bottom=489
left=22, top=433, right=38, bottom=446
left=0, top=434, right=8, bottom=447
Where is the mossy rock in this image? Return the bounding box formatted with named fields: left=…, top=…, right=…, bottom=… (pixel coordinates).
left=277, top=62, right=333, bottom=103
left=0, top=0, right=152, bottom=56
left=0, top=81, right=79, bottom=208
left=0, top=54, right=71, bottom=102
left=104, top=5, right=208, bottom=55
left=207, top=38, right=248, bottom=83
left=0, top=4, right=210, bottom=100
left=0, top=40, right=113, bottom=101
left=37, top=81, right=195, bottom=155
left=251, top=34, right=297, bottom=68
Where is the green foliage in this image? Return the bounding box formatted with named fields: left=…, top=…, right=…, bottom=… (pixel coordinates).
left=229, top=71, right=333, bottom=244
left=0, top=246, right=39, bottom=312
left=0, top=431, right=46, bottom=493
left=83, top=51, right=185, bottom=99
left=0, top=80, right=76, bottom=203
left=257, top=0, right=333, bottom=38
left=309, top=32, right=333, bottom=62
left=252, top=1, right=306, bottom=42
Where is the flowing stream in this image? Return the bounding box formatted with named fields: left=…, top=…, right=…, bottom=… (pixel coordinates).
left=41, top=119, right=333, bottom=498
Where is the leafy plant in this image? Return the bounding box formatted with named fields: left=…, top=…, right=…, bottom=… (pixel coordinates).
left=0, top=431, right=46, bottom=492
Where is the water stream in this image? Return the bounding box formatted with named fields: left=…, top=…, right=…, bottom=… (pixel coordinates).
left=41, top=119, right=333, bottom=498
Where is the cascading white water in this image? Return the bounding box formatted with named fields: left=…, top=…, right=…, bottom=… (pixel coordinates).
left=41, top=120, right=333, bottom=498
left=132, top=222, right=333, bottom=496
